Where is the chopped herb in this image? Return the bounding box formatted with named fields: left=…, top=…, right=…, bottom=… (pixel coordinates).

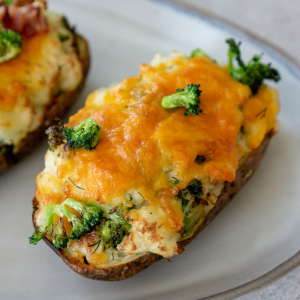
left=170, top=177, right=180, bottom=185
left=68, top=177, right=85, bottom=191
left=58, top=32, right=70, bottom=42
left=255, top=107, right=267, bottom=119
left=126, top=194, right=133, bottom=202
left=88, top=236, right=101, bottom=254
left=138, top=192, right=144, bottom=199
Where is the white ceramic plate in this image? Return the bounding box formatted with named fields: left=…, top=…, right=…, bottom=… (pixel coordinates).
left=1, top=0, right=300, bottom=299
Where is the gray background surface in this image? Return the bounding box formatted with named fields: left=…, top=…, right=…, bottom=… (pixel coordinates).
left=179, top=0, right=300, bottom=299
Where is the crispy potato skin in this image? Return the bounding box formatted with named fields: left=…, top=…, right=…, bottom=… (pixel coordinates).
left=0, top=34, right=90, bottom=174
left=32, top=131, right=272, bottom=281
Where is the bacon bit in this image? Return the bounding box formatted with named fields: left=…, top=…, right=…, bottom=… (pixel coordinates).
left=199, top=199, right=209, bottom=206
left=12, top=0, right=34, bottom=6
left=0, top=1, right=48, bottom=38
left=0, top=5, right=5, bottom=20
left=109, top=206, right=118, bottom=214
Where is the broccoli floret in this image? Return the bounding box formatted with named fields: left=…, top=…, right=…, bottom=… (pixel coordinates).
left=55, top=204, right=89, bottom=240
left=0, top=27, right=23, bottom=63
left=60, top=15, right=78, bottom=49
left=63, top=198, right=103, bottom=228
left=51, top=220, right=69, bottom=250
left=62, top=117, right=101, bottom=151
left=45, top=120, right=65, bottom=151
left=161, top=84, right=203, bottom=116
left=179, top=179, right=204, bottom=237
left=29, top=199, right=131, bottom=249
left=89, top=201, right=132, bottom=247
left=190, top=48, right=211, bottom=59
left=101, top=218, right=131, bottom=248
left=101, top=207, right=131, bottom=247
left=29, top=205, right=55, bottom=245
left=226, top=38, right=280, bottom=94
left=181, top=179, right=203, bottom=198
left=30, top=199, right=103, bottom=248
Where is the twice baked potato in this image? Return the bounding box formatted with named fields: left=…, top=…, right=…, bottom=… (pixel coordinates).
left=30, top=39, right=280, bottom=281
left=0, top=0, right=90, bottom=173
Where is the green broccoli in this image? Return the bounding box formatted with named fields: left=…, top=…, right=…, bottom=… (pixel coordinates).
left=51, top=220, right=69, bottom=250
left=45, top=120, right=65, bottom=151
left=63, top=198, right=103, bottom=228
left=29, top=199, right=131, bottom=250
left=62, top=116, right=101, bottom=151
left=29, top=199, right=103, bottom=248
left=29, top=205, right=55, bottom=245
left=60, top=15, right=78, bottom=49
left=161, top=84, right=203, bottom=116
left=89, top=202, right=132, bottom=247
left=180, top=179, right=204, bottom=237
left=181, top=179, right=203, bottom=198
left=55, top=203, right=91, bottom=240
left=190, top=48, right=212, bottom=60
left=0, top=27, right=23, bottom=63
left=226, top=38, right=280, bottom=94
left=101, top=216, right=131, bottom=248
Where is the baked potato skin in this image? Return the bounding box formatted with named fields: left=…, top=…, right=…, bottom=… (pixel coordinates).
left=0, top=35, right=90, bottom=174
left=32, top=131, right=272, bottom=281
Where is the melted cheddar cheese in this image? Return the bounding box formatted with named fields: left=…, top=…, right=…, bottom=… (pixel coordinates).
left=35, top=51, right=279, bottom=262
left=0, top=6, right=83, bottom=150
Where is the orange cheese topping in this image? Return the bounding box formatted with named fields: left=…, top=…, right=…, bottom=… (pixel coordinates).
left=0, top=33, right=51, bottom=111
left=243, top=85, right=279, bottom=149
left=36, top=55, right=279, bottom=231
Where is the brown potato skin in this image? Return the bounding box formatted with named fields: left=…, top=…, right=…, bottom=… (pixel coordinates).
left=0, top=34, right=90, bottom=174
left=32, top=131, right=273, bottom=281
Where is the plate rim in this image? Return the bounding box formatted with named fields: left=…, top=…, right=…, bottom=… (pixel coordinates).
left=154, top=0, right=300, bottom=299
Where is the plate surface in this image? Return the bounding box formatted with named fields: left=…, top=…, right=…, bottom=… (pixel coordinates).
left=0, top=0, right=300, bottom=299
